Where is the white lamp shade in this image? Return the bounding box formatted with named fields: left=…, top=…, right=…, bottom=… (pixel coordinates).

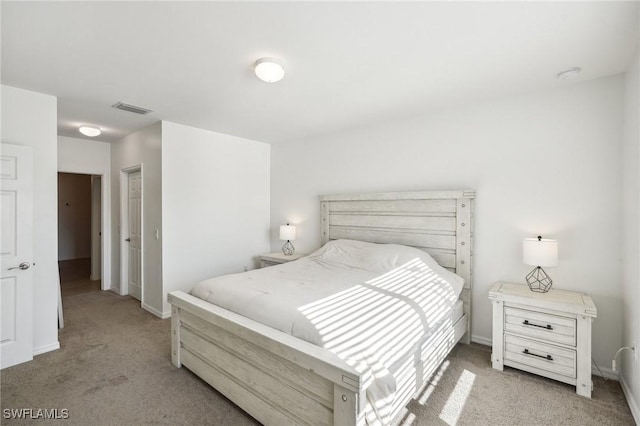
left=279, top=225, right=296, bottom=241
left=523, top=237, right=558, bottom=267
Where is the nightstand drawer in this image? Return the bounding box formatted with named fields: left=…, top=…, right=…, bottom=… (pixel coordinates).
left=260, top=260, right=280, bottom=268
left=505, top=307, right=576, bottom=346
left=504, top=334, right=576, bottom=378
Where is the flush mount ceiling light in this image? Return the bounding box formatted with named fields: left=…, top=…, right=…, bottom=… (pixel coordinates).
left=254, top=57, right=285, bottom=83
left=557, top=67, right=582, bottom=80
left=78, top=125, right=101, bottom=137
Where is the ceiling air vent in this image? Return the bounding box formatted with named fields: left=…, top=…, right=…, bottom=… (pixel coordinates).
left=112, top=102, right=152, bottom=115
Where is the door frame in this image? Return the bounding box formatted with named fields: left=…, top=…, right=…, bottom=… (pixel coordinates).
left=57, top=166, right=111, bottom=291
left=90, top=176, right=102, bottom=281
left=120, top=165, right=144, bottom=303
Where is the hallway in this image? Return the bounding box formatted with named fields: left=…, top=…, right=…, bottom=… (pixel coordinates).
left=59, top=258, right=100, bottom=298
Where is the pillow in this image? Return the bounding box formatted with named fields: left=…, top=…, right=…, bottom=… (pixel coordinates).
left=308, top=239, right=465, bottom=295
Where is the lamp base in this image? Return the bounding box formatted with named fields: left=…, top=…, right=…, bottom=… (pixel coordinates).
left=526, top=266, right=553, bottom=293
left=282, top=240, right=295, bottom=256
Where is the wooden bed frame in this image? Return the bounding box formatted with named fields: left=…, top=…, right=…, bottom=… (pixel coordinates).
left=168, top=190, right=474, bottom=425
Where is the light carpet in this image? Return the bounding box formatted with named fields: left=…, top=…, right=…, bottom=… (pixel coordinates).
left=1, top=285, right=635, bottom=425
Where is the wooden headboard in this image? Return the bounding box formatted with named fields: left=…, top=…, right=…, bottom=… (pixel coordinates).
left=319, top=190, right=475, bottom=343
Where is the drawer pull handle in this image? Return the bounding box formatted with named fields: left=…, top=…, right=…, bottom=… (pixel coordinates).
left=523, top=319, right=553, bottom=330
left=523, top=348, right=553, bottom=361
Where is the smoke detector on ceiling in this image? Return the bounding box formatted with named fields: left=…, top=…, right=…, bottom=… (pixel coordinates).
left=112, top=102, right=152, bottom=115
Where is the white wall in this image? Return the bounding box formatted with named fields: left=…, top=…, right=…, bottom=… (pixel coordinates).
left=161, top=121, right=270, bottom=316
left=58, top=136, right=110, bottom=172
left=271, top=75, right=624, bottom=371
left=1, top=85, right=59, bottom=355
left=111, top=122, right=163, bottom=314
left=57, top=173, right=91, bottom=260
left=622, top=50, right=640, bottom=422
left=58, top=136, right=111, bottom=289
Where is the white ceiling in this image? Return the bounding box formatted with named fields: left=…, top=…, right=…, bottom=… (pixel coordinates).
left=2, top=1, right=639, bottom=144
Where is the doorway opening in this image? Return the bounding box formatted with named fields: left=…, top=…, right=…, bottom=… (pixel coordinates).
left=57, top=173, right=102, bottom=297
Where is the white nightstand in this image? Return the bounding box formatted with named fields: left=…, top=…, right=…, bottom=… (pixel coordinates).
left=259, top=252, right=306, bottom=268
left=489, top=281, right=597, bottom=398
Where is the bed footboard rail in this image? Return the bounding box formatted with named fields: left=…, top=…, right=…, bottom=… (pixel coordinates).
left=168, top=290, right=366, bottom=426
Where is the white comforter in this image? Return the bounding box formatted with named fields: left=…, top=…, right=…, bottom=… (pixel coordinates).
left=191, top=239, right=464, bottom=425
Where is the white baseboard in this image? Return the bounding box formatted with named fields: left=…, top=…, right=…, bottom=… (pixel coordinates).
left=33, top=341, right=60, bottom=356
left=620, top=374, right=640, bottom=425
left=591, top=364, right=618, bottom=380
left=142, top=303, right=171, bottom=319
left=109, top=287, right=120, bottom=295
left=471, top=334, right=492, bottom=347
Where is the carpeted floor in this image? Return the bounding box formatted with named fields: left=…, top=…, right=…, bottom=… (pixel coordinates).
left=58, top=258, right=101, bottom=297
left=0, top=271, right=635, bottom=425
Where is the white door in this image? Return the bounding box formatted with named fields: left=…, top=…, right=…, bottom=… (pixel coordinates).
left=1, top=144, right=34, bottom=369
left=127, top=171, right=142, bottom=301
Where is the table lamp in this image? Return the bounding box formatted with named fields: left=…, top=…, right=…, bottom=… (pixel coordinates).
left=523, top=236, right=558, bottom=293
left=280, top=223, right=296, bottom=255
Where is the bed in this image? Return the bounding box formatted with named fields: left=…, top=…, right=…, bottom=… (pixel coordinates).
left=168, top=190, right=475, bottom=425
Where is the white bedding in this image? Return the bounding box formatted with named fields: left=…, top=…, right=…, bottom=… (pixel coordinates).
left=191, top=239, right=464, bottom=425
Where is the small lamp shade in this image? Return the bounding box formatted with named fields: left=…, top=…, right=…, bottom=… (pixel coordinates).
left=280, top=224, right=296, bottom=241
left=523, top=237, right=558, bottom=267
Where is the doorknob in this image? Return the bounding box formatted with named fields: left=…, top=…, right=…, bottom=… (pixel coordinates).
left=8, top=262, right=31, bottom=271
left=125, top=238, right=131, bottom=242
